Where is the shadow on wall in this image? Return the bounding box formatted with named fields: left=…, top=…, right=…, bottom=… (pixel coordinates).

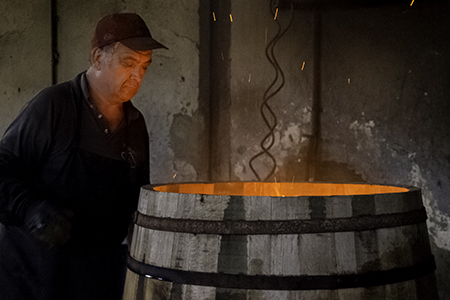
left=170, top=110, right=208, bottom=182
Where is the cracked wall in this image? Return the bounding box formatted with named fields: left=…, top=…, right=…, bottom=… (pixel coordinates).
left=320, top=3, right=450, bottom=298
left=210, top=1, right=450, bottom=298
left=0, top=0, right=52, bottom=136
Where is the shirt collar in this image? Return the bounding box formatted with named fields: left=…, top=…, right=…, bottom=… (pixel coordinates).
left=80, top=71, right=140, bottom=122
left=80, top=72, right=91, bottom=102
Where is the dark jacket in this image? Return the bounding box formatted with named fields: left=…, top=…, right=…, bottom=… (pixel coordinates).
left=0, top=72, right=150, bottom=299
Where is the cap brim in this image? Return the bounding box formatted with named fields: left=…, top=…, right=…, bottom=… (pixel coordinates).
left=120, top=37, right=169, bottom=51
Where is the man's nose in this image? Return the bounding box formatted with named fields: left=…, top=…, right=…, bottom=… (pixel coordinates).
left=131, top=66, right=145, bottom=83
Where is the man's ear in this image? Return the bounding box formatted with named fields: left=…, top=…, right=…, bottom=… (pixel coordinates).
left=91, top=47, right=103, bottom=70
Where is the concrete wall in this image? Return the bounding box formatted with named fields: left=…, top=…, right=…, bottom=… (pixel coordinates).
left=0, top=0, right=52, bottom=136
left=209, top=0, right=450, bottom=298
left=320, top=3, right=450, bottom=298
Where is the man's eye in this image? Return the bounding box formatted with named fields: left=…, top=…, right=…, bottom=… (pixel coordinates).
left=123, top=61, right=133, bottom=67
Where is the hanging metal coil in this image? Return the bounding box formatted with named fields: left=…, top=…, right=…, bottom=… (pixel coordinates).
left=249, top=0, right=294, bottom=181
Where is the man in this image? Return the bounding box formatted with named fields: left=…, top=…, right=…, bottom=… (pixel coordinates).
left=0, top=13, right=167, bottom=299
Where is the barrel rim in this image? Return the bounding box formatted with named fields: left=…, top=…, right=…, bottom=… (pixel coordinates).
left=142, top=182, right=419, bottom=197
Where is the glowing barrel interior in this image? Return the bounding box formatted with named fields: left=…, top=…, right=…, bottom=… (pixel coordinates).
left=153, top=182, right=409, bottom=197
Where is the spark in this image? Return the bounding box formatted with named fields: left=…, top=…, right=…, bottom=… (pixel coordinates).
left=292, top=176, right=295, bottom=193
left=410, top=0, right=414, bottom=5
left=274, top=176, right=280, bottom=196
left=173, top=174, right=177, bottom=179
left=274, top=177, right=284, bottom=197
left=212, top=12, right=216, bottom=21
left=229, top=14, right=233, bottom=22
left=274, top=8, right=279, bottom=20
left=301, top=61, right=305, bottom=70
left=248, top=74, right=251, bottom=82
left=348, top=78, right=351, bottom=84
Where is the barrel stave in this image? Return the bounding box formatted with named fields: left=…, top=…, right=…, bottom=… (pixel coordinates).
left=124, top=183, right=437, bottom=300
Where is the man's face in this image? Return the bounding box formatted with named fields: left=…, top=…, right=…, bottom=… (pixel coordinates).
left=100, top=43, right=152, bottom=103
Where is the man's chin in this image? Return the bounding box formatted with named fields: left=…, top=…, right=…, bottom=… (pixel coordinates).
left=120, top=90, right=138, bottom=102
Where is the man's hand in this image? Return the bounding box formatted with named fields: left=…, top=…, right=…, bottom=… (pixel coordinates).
left=24, top=201, right=73, bottom=250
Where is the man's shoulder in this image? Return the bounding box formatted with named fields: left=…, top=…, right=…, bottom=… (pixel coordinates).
left=27, top=73, right=84, bottom=110
left=36, top=73, right=83, bottom=100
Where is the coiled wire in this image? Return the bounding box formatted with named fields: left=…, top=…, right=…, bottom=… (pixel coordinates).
left=249, top=0, right=294, bottom=181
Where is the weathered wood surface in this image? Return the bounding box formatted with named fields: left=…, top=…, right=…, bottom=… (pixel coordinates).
left=123, top=182, right=438, bottom=300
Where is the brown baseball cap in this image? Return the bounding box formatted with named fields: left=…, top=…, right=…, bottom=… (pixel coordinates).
left=92, top=13, right=168, bottom=51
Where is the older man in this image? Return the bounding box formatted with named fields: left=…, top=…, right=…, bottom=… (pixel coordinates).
left=0, top=13, right=167, bottom=299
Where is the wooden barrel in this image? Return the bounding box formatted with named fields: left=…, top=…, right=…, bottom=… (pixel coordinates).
left=123, top=182, right=438, bottom=300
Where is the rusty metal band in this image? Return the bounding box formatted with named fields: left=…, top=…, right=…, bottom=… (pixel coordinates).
left=134, top=207, right=427, bottom=235
left=127, top=254, right=436, bottom=290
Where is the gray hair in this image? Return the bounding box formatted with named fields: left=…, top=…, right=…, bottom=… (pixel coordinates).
left=90, top=42, right=120, bottom=65
left=100, top=42, right=120, bottom=56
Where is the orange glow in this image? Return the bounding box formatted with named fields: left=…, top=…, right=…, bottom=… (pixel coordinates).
left=153, top=182, right=409, bottom=197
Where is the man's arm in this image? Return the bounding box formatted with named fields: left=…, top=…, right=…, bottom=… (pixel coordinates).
left=0, top=91, right=53, bottom=225
left=0, top=88, right=71, bottom=249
